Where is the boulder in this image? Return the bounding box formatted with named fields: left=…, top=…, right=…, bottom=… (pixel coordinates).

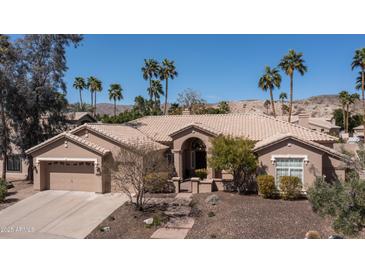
left=205, top=194, right=220, bottom=205
left=143, top=218, right=154, bottom=225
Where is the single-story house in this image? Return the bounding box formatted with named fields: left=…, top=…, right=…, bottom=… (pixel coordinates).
left=0, top=112, right=96, bottom=181
left=277, top=114, right=340, bottom=136
left=24, top=112, right=349, bottom=194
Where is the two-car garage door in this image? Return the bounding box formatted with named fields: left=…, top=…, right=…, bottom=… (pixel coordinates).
left=46, top=162, right=97, bottom=192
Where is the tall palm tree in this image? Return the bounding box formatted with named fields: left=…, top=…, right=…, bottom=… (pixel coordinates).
left=279, top=49, right=307, bottom=123
left=73, top=77, right=86, bottom=110
left=142, top=59, right=159, bottom=100
left=159, top=59, right=178, bottom=115
left=258, top=66, right=281, bottom=117
left=352, top=48, right=365, bottom=139
left=108, top=83, right=123, bottom=117
left=279, top=92, right=287, bottom=116
left=339, top=91, right=350, bottom=132
left=264, top=100, right=271, bottom=115
left=87, top=76, right=102, bottom=117
left=148, top=79, right=164, bottom=109
left=346, top=93, right=360, bottom=133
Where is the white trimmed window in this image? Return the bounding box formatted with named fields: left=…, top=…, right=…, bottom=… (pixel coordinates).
left=275, top=158, right=304, bottom=187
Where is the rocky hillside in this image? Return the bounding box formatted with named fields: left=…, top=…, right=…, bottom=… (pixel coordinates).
left=96, top=94, right=362, bottom=118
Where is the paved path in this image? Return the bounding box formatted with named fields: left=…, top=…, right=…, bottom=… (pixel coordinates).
left=0, top=190, right=127, bottom=239
left=151, top=193, right=194, bottom=239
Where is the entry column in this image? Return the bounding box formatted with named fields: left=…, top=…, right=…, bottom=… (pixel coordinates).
left=173, top=149, right=183, bottom=178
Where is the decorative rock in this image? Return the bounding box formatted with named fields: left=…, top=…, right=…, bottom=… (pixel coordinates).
left=100, top=226, right=111, bottom=232
left=143, top=218, right=154, bottom=225
left=305, top=230, right=321, bottom=239
left=205, top=194, right=220, bottom=205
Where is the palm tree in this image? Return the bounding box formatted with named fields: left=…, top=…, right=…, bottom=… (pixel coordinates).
left=142, top=59, right=159, bottom=100
left=346, top=93, right=360, bottom=133
left=148, top=79, right=164, bottom=109
left=108, top=83, right=123, bottom=117
left=264, top=100, right=271, bottom=115
left=279, top=49, right=307, bottom=123
left=159, top=59, right=178, bottom=115
left=339, top=91, right=350, bottom=132
left=352, top=48, right=365, bottom=139
left=73, top=77, right=86, bottom=110
left=279, top=92, right=287, bottom=116
left=87, top=76, right=102, bottom=117
left=258, top=66, right=281, bottom=117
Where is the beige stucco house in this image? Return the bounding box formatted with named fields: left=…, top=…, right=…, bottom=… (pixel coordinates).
left=277, top=114, right=341, bottom=136
left=23, top=112, right=349, bottom=194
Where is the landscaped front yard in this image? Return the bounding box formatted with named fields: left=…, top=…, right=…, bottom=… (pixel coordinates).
left=87, top=191, right=345, bottom=239
left=187, top=192, right=334, bottom=239
left=0, top=180, right=34, bottom=212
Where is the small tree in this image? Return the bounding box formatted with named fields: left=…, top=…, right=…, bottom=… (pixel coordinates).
left=307, top=174, right=365, bottom=237
left=209, top=136, right=257, bottom=193
left=110, top=144, right=171, bottom=211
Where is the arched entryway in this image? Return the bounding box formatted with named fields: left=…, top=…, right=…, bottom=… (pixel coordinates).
left=181, top=137, right=207, bottom=179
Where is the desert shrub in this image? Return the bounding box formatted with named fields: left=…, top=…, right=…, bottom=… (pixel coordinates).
left=257, top=175, right=277, bottom=198
left=195, top=168, right=207, bottom=180
left=0, top=179, right=7, bottom=202
left=146, top=172, right=175, bottom=193
left=308, top=175, right=365, bottom=236
left=208, top=211, right=215, bottom=217
left=279, top=176, right=302, bottom=200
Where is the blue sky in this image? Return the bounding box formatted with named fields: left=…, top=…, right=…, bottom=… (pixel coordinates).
left=61, top=35, right=365, bottom=105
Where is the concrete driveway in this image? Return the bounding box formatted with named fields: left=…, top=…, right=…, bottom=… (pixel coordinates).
left=0, top=190, right=128, bottom=239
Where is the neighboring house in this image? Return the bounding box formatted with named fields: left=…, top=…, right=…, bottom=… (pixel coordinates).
left=0, top=112, right=96, bottom=181
left=353, top=125, right=364, bottom=138
left=277, top=114, right=341, bottom=136
left=25, top=113, right=349, bottom=194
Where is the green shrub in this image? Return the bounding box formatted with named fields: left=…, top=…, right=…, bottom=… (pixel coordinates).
left=195, top=169, right=207, bottom=180
left=257, top=175, right=277, bottom=198
left=146, top=172, right=175, bottom=193
left=280, top=176, right=302, bottom=200
left=308, top=176, right=365, bottom=236
left=0, top=179, right=7, bottom=202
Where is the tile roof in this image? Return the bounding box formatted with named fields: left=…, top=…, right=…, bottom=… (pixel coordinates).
left=26, top=132, right=111, bottom=156
left=254, top=133, right=349, bottom=160
left=128, top=113, right=338, bottom=143
left=71, top=123, right=168, bottom=151
left=276, top=115, right=339, bottom=129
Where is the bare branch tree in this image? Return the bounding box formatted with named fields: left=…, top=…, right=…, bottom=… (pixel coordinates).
left=109, top=144, right=172, bottom=210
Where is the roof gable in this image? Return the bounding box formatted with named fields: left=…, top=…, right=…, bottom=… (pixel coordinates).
left=253, top=133, right=348, bottom=161
left=25, top=132, right=110, bottom=156
left=169, top=123, right=220, bottom=138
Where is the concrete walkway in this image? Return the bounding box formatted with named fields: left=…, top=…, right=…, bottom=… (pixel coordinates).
left=0, top=190, right=127, bottom=239
left=151, top=193, right=194, bottom=239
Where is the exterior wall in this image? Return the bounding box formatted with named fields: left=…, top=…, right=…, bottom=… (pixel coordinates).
left=31, top=138, right=104, bottom=193
left=0, top=157, right=28, bottom=181
left=322, top=154, right=346, bottom=182
left=256, top=139, right=323, bottom=190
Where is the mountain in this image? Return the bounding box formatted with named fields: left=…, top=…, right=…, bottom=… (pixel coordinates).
left=95, top=94, right=361, bottom=118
